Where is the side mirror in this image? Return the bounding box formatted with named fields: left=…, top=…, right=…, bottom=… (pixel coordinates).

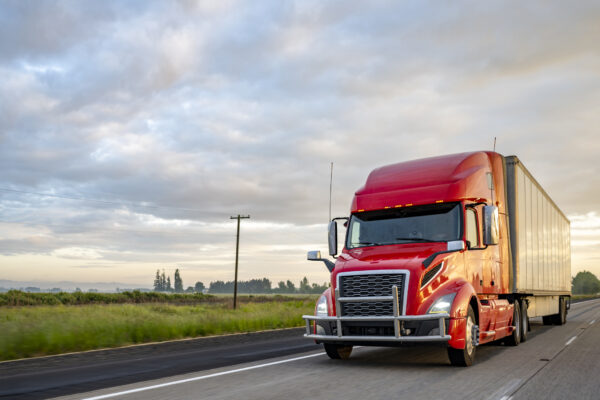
left=306, top=250, right=335, bottom=272
left=328, top=220, right=338, bottom=256
left=483, top=205, right=499, bottom=245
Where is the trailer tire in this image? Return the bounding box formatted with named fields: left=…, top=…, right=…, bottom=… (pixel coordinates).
left=542, top=316, right=553, bottom=325
left=520, top=300, right=529, bottom=342
left=552, top=297, right=567, bottom=325
left=504, top=301, right=521, bottom=346
left=324, top=344, right=353, bottom=360
left=448, top=306, right=476, bottom=367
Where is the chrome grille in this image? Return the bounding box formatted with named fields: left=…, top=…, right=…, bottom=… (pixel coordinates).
left=342, top=301, right=393, bottom=317
left=339, top=273, right=405, bottom=316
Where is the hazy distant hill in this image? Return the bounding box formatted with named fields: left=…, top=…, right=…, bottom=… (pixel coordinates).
left=0, top=279, right=151, bottom=292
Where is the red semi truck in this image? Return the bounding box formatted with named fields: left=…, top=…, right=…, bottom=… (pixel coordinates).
left=303, top=151, right=571, bottom=366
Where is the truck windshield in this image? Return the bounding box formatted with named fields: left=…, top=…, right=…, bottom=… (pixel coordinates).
left=346, top=203, right=462, bottom=249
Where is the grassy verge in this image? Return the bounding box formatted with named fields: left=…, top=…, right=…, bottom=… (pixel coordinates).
left=0, top=290, right=318, bottom=306
left=571, top=294, right=600, bottom=302
left=0, top=300, right=315, bottom=361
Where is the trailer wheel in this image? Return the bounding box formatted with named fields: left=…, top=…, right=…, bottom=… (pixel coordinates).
left=504, top=301, right=521, bottom=346
left=324, top=344, right=353, bottom=360
left=448, top=306, right=476, bottom=367
left=552, top=297, right=567, bottom=325
left=542, top=316, right=553, bottom=325
left=520, top=300, right=529, bottom=342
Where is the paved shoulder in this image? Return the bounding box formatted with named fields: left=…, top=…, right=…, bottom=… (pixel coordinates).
left=0, top=327, right=317, bottom=400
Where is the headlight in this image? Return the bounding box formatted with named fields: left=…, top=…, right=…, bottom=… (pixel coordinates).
left=427, top=293, right=456, bottom=314
left=316, top=294, right=328, bottom=316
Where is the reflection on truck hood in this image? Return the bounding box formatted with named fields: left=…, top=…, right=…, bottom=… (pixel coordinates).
left=338, top=242, right=447, bottom=271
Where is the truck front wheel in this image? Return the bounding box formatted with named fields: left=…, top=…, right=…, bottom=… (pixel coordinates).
left=324, top=343, right=353, bottom=360
left=448, top=306, right=476, bottom=367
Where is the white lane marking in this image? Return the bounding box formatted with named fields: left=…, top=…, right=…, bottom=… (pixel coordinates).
left=486, top=378, right=521, bottom=400
left=590, top=320, right=596, bottom=325
left=565, top=336, right=577, bottom=346
left=81, top=352, right=324, bottom=400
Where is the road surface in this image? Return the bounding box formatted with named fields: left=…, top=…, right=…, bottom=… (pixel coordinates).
left=3, top=299, right=600, bottom=400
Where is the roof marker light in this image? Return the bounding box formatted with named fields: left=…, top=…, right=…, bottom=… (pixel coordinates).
left=405, top=203, right=413, bottom=207
left=358, top=209, right=364, bottom=212
left=394, top=205, right=402, bottom=208
left=436, top=200, right=444, bottom=203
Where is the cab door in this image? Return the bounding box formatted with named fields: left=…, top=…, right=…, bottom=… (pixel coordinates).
left=464, top=206, right=484, bottom=293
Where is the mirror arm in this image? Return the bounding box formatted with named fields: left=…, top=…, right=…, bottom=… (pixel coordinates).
left=320, top=259, right=335, bottom=272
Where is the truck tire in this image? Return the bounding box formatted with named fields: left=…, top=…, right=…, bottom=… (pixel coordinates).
left=552, top=297, right=567, bottom=325
left=542, top=315, right=553, bottom=325
left=448, top=306, right=476, bottom=366
left=504, top=301, right=521, bottom=346
left=520, top=300, right=529, bottom=342
left=324, top=344, right=353, bottom=360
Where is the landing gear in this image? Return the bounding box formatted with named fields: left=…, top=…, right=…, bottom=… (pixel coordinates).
left=448, top=306, right=477, bottom=366
left=324, top=343, right=353, bottom=360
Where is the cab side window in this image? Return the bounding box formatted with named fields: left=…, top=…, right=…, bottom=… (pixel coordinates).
left=466, top=208, right=479, bottom=248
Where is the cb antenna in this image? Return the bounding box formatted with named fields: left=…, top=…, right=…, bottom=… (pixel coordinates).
left=493, top=137, right=497, bottom=152
left=328, top=162, right=333, bottom=222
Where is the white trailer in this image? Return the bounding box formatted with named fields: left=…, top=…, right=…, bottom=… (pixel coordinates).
left=505, top=156, right=571, bottom=322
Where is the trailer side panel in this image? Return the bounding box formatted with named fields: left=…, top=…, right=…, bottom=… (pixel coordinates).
left=505, top=156, right=571, bottom=294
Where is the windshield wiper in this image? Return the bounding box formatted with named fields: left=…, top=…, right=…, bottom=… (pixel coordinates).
left=394, top=237, right=439, bottom=243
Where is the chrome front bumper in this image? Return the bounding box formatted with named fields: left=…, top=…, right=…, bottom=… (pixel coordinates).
left=302, top=286, right=451, bottom=343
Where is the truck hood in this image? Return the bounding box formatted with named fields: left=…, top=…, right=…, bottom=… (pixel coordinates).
left=338, top=242, right=446, bottom=269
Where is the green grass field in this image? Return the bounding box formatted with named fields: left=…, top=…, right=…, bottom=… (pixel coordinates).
left=0, top=298, right=317, bottom=361
left=0, top=290, right=318, bottom=307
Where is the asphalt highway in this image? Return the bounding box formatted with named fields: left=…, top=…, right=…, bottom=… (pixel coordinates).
left=3, top=299, right=600, bottom=400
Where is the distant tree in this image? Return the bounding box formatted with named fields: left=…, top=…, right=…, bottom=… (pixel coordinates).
left=160, top=269, right=167, bottom=291
left=75, top=287, right=82, bottom=292
left=572, top=271, right=600, bottom=294
left=174, top=269, right=184, bottom=293
left=153, top=269, right=161, bottom=291
left=275, top=281, right=287, bottom=293
left=286, top=280, right=296, bottom=293
left=166, top=276, right=172, bottom=292
left=299, top=276, right=310, bottom=293
left=194, top=281, right=205, bottom=293
left=185, top=286, right=195, bottom=293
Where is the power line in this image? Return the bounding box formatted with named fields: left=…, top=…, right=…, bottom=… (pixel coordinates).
left=0, top=187, right=228, bottom=215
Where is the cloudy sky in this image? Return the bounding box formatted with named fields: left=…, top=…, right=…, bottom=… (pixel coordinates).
left=1, top=0, right=599, bottom=288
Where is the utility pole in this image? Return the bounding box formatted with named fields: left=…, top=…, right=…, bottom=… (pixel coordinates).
left=230, top=214, right=250, bottom=309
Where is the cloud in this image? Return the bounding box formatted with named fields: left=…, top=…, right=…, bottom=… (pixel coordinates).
left=1, top=0, right=599, bottom=284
